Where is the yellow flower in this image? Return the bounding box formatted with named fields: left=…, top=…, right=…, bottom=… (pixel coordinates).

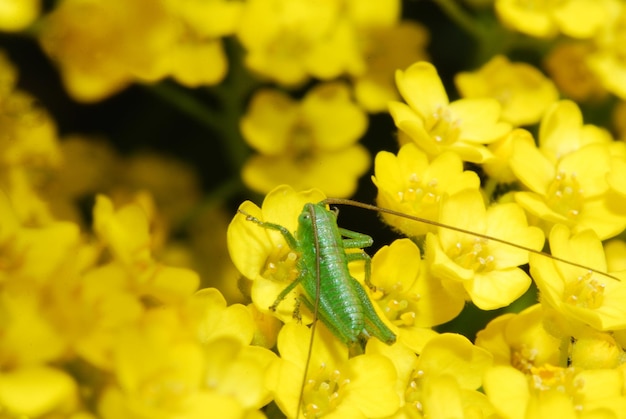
left=510, top=120, right=626, bottom=240
left=93, top=194, right=200, bottom=303
left=484, top=365, right=626, bottom=419
left=372, top=142, right=480, bottom=237
left=530, top=224, right=626, bottom=331
left=190, top=288, right=255, bottom=346
left=0, top=0, right=40, bottom=32
left=537, top=101, right=613, bottom=162
left=544, top=42, right=607, bottom=103
left=482, top=129, right=530, bottom=183
left=0, top=290, right=68, bottom=367
left=236, top=0, right=361, bottom=85
left=0, top=366, right=78, bottom=417
left=370, top=239, right=464, bottom=352
left=38, top=0, right=178, bottom=102
left=494, top=0, right=609, bottom=38
left=159, top=0, right=243, bottom=87
left=266, top=322, right=400, bottom=418
left=426, top=189, right=544, bottom=310
left=240, top=82, right=369, bottom=197
left=475, top=305, right=561, bottom=372
left=227, top=185, right=326, bottom=323
left=39, top=0, right=239, bottom=101
left=54, top=262, right=144, bottom=370
left=99, top=305, right=275, bottom=418
left=389, top=61, right=511, bottom=164
left=455, top=55, right=559, bottom=126
left=369, top=333, right=494, bottom=418
left=587, top=1, right=626, bottom=100
left=0, top=77, right=62, bottom=224
left=347, top=0, right=430, bottom=112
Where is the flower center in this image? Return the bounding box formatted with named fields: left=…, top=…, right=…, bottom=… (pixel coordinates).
left=263, top=244, right=300, bottom=284
left=546, top=171, right=583, bottom=220
left=397, top=174, right=440, bottom=204
left=374, top=282, right=419, bottom=328
left=302, top=363, right=348, bottom=417
left=450, top=238, right=495, bottom=273
left=564, top=272, right=605, bottom=309
left=529, top=365, right=582, bottom=402
left=511, top=345, right=540, bottom=373
left=424, top=106, right=461, bottom=147
left=396, top=174, right=441, bottom=216
left=288, top=120, right=316, bottom=163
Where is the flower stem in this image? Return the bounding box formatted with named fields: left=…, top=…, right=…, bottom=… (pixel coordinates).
left=433, top=0, right=484, bottom=40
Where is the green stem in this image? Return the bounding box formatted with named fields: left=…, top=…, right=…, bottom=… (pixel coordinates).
left=433, top=0, right=485, bottom=40
left=177, top=177, right=246, bottom=231
left=148, top=38, right=258, bottom=175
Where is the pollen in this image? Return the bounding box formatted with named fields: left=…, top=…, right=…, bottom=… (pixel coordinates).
left=376, top=282, right=417, bottom=327
left=303, top=364, right=347, bottom=417
left=405, top=369, right=425, bottom=414
left=529, top=365, right=583, bottom=408
left=424, top=106, right=462, bottom=146
left=564, top=272, right=605, bottom=309
left=451, top=238, right=496, bottom=273
left=546, top=171, right=583, bottom=220
left=396, top=172, right=441, bottom=209
left=511, top=345, right=540, bottom=374
left=263, top=249, right=300, bottom=283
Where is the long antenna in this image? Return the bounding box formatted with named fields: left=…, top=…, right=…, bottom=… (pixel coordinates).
left=322, top=198, right=621, bottom=283
left=296, top=203, right=321, bottom=418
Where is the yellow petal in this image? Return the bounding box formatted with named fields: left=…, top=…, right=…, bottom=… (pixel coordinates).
left=0, top=366, right=76, bottom=416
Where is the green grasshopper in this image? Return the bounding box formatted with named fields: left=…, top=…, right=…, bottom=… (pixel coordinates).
left=239, top=201, right=396, bottom=346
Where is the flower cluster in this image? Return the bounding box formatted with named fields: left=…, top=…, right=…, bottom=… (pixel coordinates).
left=369, top=55, right=626, bottom=417
left=3, top=0, right=626, bottom=418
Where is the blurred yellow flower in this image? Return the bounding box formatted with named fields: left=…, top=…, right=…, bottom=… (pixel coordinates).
left=495, top=0, right=608, bottom=38
left=455, top=55, right=558, bottom=126
left=160, top=0, right=242, bottom=87
left=389, top=61, right=511, bottom=164
left=237, top=0, right=366, bottom=86
left=93, top=194, right=200, bottom=303
left=0, top=73, right=61, bottom=224
left=241, top=82, right=369, bottom=197
left=544, top=42, right=607, bottom=103
left=39, top=0, right=239, bottom=102
left=348, top=3, right=430, bottom=112
left=39, top=0, right=177, bottom=102
left=0, top=0, right=40, bottom=32
left=98, top=304, right=275, bottom=419
left=0, top=366, right=78, bottom=417
left=587, top=1, right=626, bottom=99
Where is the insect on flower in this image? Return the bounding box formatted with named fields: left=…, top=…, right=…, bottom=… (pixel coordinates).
left=227, top=185, right=622, bottom=419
